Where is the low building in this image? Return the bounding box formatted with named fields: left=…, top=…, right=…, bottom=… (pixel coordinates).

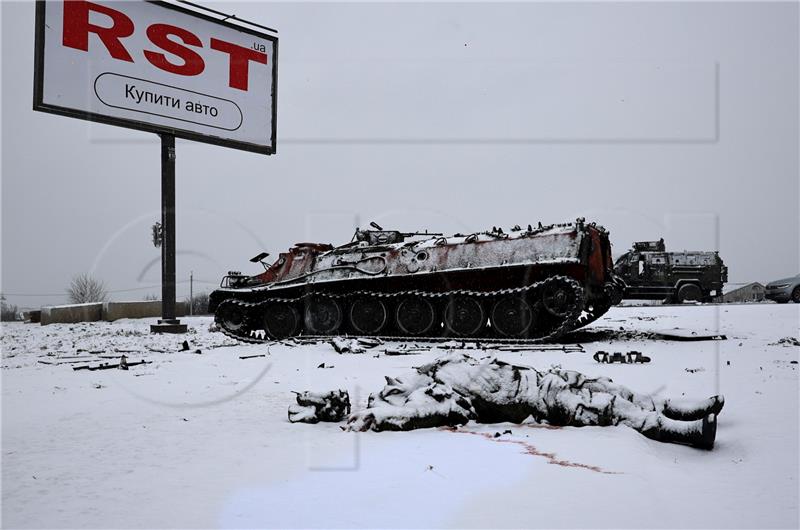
left=716, top=282, right=766, bottom=303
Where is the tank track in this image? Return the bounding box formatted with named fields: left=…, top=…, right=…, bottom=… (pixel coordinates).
left=569, top=302, right=611, bottom=331
left=215, top=276, right=586, bottom=345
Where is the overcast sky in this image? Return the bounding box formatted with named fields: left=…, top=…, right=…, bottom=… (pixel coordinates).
left=2, top=1, right=798, bottom=309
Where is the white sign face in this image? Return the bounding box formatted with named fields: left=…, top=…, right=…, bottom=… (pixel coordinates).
left=34, top=0, right=277, bottom=154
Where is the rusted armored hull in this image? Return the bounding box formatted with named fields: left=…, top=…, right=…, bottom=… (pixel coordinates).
left=210, top=220, right=623, bottom=342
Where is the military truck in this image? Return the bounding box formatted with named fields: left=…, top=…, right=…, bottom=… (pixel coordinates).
left=614, top=239, right=727, bottom=303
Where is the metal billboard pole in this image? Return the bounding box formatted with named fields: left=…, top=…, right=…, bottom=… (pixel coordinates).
left=151, top=133, right=187, bottom=334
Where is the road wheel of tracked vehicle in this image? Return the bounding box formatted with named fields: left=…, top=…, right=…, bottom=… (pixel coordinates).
left=304, top=297, right=342, bottom=335
left=677, top=283, right=702, bottom=303
left=349, top=297, right=388, bottom=335
left=263, top=304, right=299, bottom=339
left=444, top=296, right=485, bottom=336
left=396, top=297, right=436, bottom=336
left=792, top=286, right=800, bottom=303
left=491, top=296, right=534, bottom=337
left=216, top=301, right=247, bottom=332
left=541, top=280, right=578, bottom=317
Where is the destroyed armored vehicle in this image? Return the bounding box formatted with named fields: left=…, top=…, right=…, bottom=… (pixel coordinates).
left=614, top=239, right=727, bottom=303
left=209, top=219, right=624, bottom=342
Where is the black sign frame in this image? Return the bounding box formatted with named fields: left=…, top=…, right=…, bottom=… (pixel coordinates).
left=33, top=0, right=278, bottom=155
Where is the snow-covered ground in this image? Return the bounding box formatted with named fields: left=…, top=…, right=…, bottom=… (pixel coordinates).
left=2, top=304, right=798, bottom=529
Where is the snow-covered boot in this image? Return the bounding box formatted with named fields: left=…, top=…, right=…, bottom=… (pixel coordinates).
left=641, top=413, right=717, bottom=450
left=662, top=395, right=724, bottom=421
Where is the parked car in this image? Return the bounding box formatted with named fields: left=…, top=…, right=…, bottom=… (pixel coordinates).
left=765, top=274, right=800, bottom=303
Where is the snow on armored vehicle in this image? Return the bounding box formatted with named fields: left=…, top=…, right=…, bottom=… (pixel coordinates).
left=209, top=219, right=624, bottom=342
left=614, top=239, right=727, bottom=303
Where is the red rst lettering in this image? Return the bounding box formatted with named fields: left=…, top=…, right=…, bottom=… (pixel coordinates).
left=144, top=24, right=205, bottom=76
left=62, top=0, right=134, bottom=62
left=61, top=2, right=270, bottom=90
left=210, top=38, right=267, bottom=91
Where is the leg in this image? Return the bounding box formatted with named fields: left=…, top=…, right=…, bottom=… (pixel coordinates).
left=662, top=395, right=725, bottom=421
left=582, top=377, right=724, bottom=421
left=542, top=386, right=718, bottom=449
left=610, top=396, right=718, bottom=450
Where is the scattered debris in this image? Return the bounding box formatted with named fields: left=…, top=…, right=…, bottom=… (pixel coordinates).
left=288, top=390, right=351, bottom=424
left=593, top=351, right=651, bottom=364
left=357, top=337, right=383, bottom=348
left=73, top=360, right=151, bottom=371
left=329, top=337, right=383, bottom=354
left=383, top=344, right=430, bottom=356
left=654, top=329, right=726, bottom=341
left=38, top=358, right=96, bottom=365
left=685, top=367, right=706, bottom=373
left=239, top=353, right=266, bottom=360
left=290, top=337, right=324, bottom=346
left=207, top=340, right=240, bottom=350
left=769, top=336, right=800, bottom=347
left=330, top=337, right=364, bottom=354
left=495, top=344, right=584, bottom=353
left=317, top=362, right=334, bottom=369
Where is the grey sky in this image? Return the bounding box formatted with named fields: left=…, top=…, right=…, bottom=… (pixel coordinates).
left=2, top=1, right=798, bottom=308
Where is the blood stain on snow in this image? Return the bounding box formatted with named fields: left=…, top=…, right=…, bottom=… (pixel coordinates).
left=442, top=427, right=621, bottom=475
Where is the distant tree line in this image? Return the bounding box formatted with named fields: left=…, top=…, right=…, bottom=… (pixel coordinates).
left=1, top=295, right=20, bottom=322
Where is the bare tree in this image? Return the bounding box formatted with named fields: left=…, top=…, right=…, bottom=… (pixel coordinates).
left=66, top=273, right=108, bottom=304
left=186, top=292, right=210, bottom=315
left=0, top=294, right=20, bottom=321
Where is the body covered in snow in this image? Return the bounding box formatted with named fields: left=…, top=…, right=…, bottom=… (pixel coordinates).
left=288, top=390, right=351, bottom=424
left=347, top=353, right=724, bottom=449
left=210, top=219, right=624, bottom=342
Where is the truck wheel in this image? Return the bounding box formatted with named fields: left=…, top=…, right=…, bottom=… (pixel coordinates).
left=304, top=297, right=342, bottom=335
left=217, top=301, right=246, bottom=332
left=396, top=297, right=436, bottom=336
left=491, top=297, right=533, bottom=337
left=792, top=286, right=800, bottom=303
left=677, top=283, right=702, bottom=303
left=444, top=296, right=485, bottom=336
left=263, top=304, right=299, bottom=339
left=349, top=297, right=388, bottom=335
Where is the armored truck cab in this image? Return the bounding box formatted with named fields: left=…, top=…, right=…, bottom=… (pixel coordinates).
left=614, top=239, right=727, bottom=303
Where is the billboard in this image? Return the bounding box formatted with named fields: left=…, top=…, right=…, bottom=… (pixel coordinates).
left=34, top=0, right=277, bottom=154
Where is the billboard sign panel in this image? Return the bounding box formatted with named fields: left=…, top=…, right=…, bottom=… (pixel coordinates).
left=34, top=0, right=277, bottom=154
